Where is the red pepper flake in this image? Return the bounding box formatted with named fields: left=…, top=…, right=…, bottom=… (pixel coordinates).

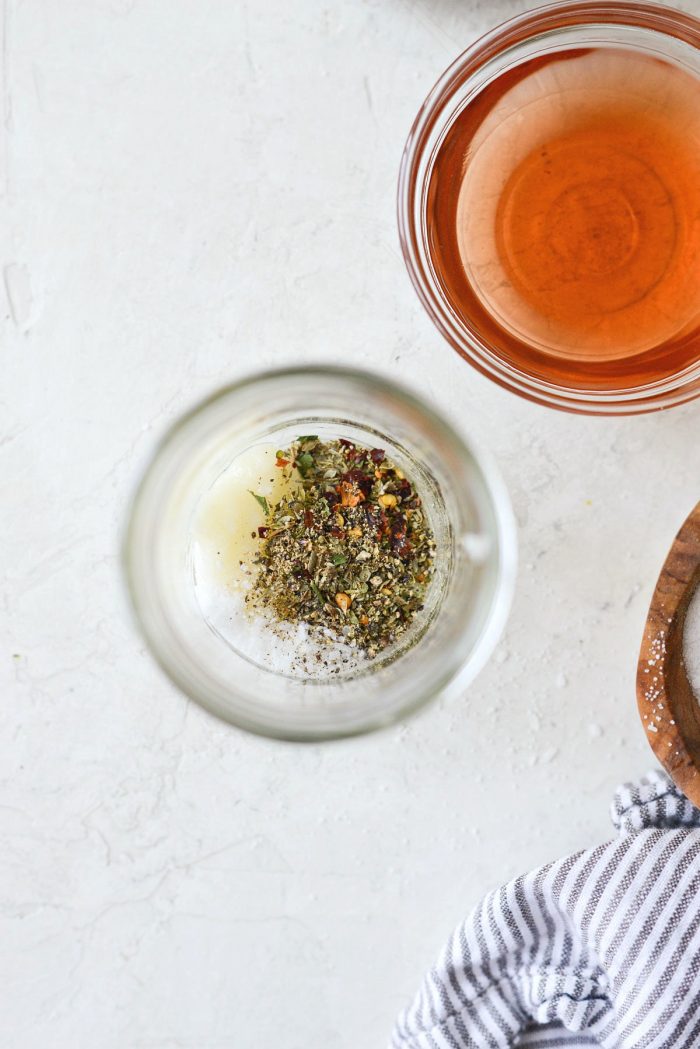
left=258, top=526, right=269, bottom=538
left=338, top=481, right=364, bottom=508
left=339, top=438, right=361, bottom=463
left=369, top=448, right=385, bottom=464
left=364, top=504, right=389, bottom=537
left=275, top=457, right=291, bottom=467
left=304, top=509, right=314, bottom=529
left=329, top=526, right=346, bottom=540
left=391, top=516, right=412, bottom=560
left=341, top=468, right=373, bottom=499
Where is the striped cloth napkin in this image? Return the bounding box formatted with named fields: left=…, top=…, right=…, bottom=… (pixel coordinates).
left=391, top=771, right=700, bottom=1049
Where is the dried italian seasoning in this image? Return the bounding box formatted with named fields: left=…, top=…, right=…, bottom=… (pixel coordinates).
left=245, top=437, right=435, bottom=657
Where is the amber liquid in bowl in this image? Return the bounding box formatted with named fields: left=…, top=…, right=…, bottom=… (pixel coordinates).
left=428, top=48, right=700, bottom=389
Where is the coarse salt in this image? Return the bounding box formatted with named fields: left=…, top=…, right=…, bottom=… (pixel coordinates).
left=683, top=584, right=700, bottom=700
left=197, top=585, right=364, bottom=679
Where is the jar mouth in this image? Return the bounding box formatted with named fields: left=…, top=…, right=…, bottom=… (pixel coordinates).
left=122, top=366, right=516, bottom=740
left=397, top=0, right=700, bottom=415
left=190, top=416, right=449, bottom=685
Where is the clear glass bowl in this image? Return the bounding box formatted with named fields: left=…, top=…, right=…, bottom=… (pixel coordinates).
left=398, top=0, right=700, bottom=415
left=123, top=367, right=516, bottom=740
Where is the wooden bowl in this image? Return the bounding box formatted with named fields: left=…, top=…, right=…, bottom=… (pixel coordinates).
left=637, top=501, right=700, bottom=806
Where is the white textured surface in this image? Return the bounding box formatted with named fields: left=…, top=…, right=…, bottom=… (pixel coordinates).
left=2, top=2, right=700, bottom=1047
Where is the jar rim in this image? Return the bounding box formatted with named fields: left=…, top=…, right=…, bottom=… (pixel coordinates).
left=122, top=366, right=517, bottom=739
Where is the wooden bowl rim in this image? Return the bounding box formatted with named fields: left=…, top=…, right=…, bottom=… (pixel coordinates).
left=637, top=500, right=700, bottom=806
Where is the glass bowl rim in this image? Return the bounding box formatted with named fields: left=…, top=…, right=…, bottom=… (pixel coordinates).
left=397, top=0, right=700, bottom=416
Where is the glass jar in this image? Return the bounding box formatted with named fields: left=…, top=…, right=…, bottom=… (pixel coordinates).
left=123, top=367, right=516, bottom=740
left=398, top=1, right=700, bottom=415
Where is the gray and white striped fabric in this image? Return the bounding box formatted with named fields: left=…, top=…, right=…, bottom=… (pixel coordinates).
left=391, top=771, right=700, bottom=1049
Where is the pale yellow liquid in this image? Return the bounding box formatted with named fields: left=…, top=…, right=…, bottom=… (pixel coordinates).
left=191, top=446, right=359, bottom=677
left=193, top=445, right=301, bottom=592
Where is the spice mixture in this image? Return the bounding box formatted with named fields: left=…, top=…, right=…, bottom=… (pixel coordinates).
left=245, top=437, right=435, bottom=657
